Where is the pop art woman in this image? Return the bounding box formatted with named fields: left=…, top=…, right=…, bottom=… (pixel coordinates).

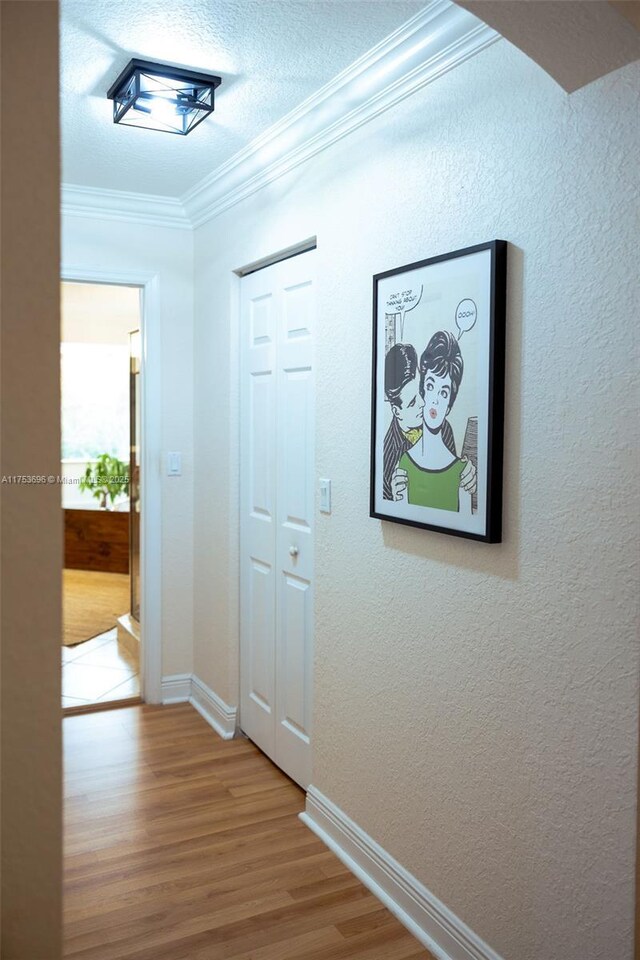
left=393, top=331, right=475, bottom=513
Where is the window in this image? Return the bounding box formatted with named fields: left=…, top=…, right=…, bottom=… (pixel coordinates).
left=61, top=343, right=129, bottom=461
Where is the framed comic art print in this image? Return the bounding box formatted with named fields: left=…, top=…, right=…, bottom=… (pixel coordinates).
left=370, top=240, right=507, bottom=543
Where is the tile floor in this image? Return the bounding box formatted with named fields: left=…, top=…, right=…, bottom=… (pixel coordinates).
left=62, top=628, right=140, bottom=708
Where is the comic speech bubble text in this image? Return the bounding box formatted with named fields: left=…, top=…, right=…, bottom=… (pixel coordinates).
left=455, top=299, right=477, bottom=339
left=385, top=286, right=423, bottom=340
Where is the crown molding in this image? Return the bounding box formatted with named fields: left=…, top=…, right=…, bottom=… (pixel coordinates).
left=183, top=0, right=499, bottom=228
left=61, top=184, right=191, bottom=230
left=62, top=1, right=498, bottom=232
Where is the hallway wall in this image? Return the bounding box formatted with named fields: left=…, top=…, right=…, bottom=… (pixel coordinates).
left=62, top=216, right=195, bottom=680
left=192, top=37, right=640, bottom=960
left=1, top=2, right=62, bottom=956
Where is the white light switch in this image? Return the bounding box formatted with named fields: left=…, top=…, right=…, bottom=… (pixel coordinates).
left=319, top=478, right=331, bottom=514
left=167, top=451, right=182, bottom=476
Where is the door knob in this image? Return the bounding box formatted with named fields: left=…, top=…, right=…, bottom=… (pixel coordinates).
left=289, top=546, right=299, bottom=557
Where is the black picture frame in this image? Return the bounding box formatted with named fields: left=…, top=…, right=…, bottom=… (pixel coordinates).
left=370, top=240, right=507, bottom=543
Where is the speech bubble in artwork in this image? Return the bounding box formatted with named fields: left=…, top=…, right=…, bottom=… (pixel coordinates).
left=455, top=299, right=477, bottom=339
left=385, top=286, right=423, bottom=341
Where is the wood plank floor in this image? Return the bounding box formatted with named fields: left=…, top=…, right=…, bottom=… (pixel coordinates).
left=64, top=704, right=433, bottom=960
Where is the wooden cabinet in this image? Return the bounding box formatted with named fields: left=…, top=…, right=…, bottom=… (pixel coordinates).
left=64, top=509, right=129, bottom=574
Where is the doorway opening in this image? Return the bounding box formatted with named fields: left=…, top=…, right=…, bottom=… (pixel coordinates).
left=61, top=281, right=142, bottom=710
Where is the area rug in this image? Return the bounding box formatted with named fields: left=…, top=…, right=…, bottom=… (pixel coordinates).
left=63, top=569, right=130, bottom=647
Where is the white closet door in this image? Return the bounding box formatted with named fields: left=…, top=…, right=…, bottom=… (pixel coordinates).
left=240, top=250, right=315, bottom=788
left=240, top=270, right=278, bottom=760
left=273, top=253, right=315, bottom=789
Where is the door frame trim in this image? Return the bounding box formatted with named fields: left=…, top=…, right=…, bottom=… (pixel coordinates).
left=60, top=266, right=162, bottom=703
left=234, top=237, right=317, bottom=278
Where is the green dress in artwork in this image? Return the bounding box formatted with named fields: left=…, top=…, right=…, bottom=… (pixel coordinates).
left=398, top=452, right=465, bottom=512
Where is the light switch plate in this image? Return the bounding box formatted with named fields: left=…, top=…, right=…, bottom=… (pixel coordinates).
left=167, top=451, right=182, bottom=476
left=319, top=478, right=331, bottom=513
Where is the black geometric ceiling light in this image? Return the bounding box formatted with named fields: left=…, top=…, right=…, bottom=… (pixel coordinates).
left=107, top=59, right=222, bottom=136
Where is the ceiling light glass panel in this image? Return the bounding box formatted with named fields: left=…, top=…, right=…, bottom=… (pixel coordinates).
left=107, top=60, right=222, bottom=136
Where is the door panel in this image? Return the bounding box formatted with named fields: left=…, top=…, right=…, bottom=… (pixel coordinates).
left=279, top=572, right=311, bottom=736
left=240, top=279, right=277, bottom=759
left=275, top=261, right=315, bottom=787
left=248, top=558, right=274, bottom=713
left=240, top=250, right=315, bottom=788
left=249, top=372, right=274, bottom=520
left=280, top=369, right=312, bottom=529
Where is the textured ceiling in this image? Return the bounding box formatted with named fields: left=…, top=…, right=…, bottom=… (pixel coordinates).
left=61, top=0, right=425, bottom=197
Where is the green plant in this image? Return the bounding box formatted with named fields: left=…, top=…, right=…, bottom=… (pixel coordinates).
left=78, top=453, right=129, bottom=509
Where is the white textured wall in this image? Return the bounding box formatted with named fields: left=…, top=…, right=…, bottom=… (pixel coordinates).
left=193, top=41, right=639, bottom=960
left=62, top=216, right=195, bottom=677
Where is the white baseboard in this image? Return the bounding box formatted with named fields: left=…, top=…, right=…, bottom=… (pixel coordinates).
left=190, top=675, right=237, bottom=740
left=300, top=787, right=503, bottom=960
left=161, top=673, right=192, bottom=704
left=161, top=673, right=237, bottom=740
